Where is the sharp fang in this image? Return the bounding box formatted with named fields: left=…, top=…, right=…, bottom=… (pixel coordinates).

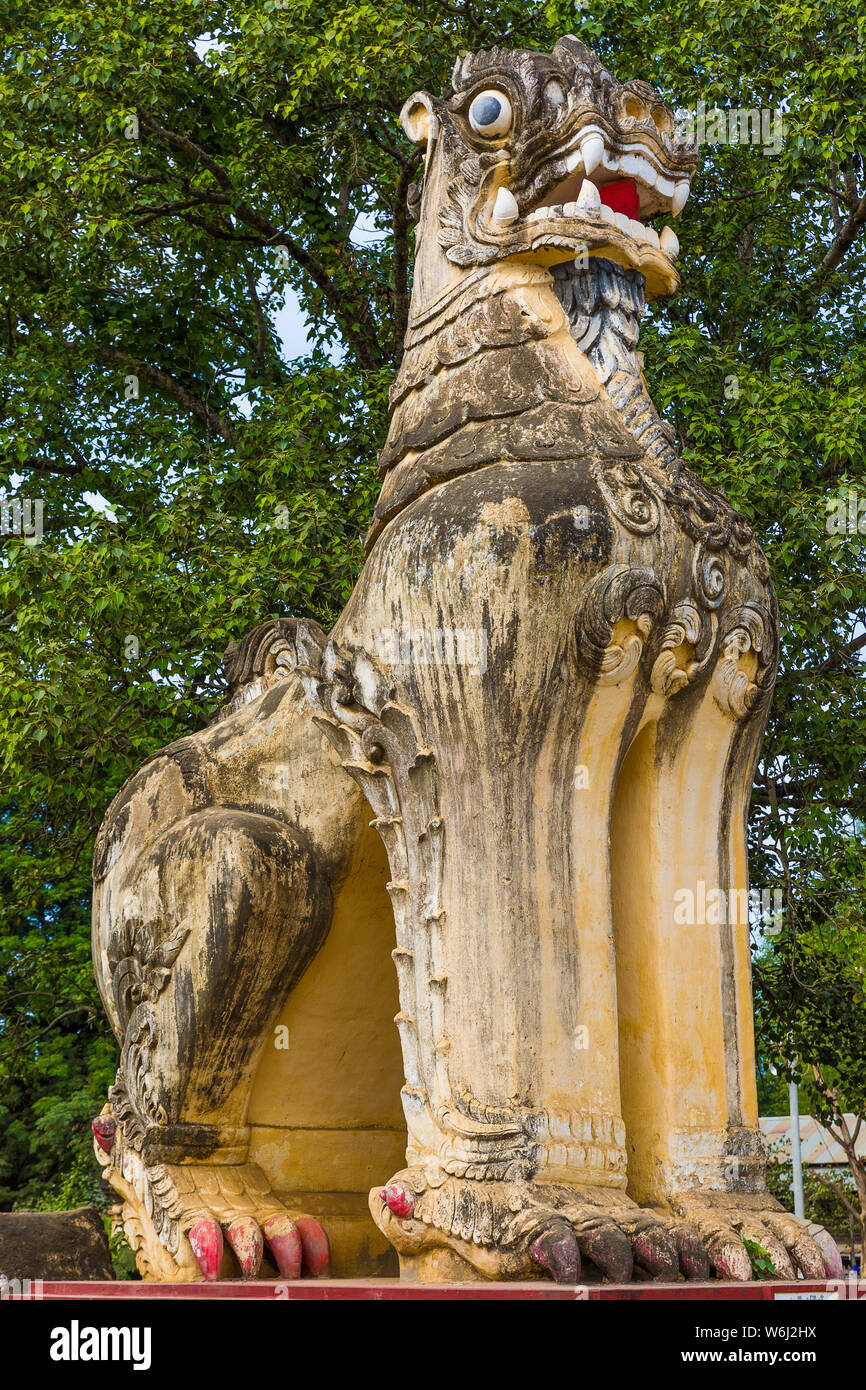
left=565, top=148, right=583, bottom=173
left=656, top=174, right=675, bottom=198
left=672, top=181, right=690, bottom=216
left=490, top=185, right=519, bottom=226
left=576, top=178, right=601, bottom=211
left=580, top=133, right=605, bottom=175
left=660, top=225, right=680, bottom=258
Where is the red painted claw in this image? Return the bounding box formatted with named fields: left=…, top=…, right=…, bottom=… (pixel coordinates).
left=380, top=1183, right=414, bottom=1219
left=631, top=1224, right=679, bottom=1281
left=672, top=1224, right=711, bottom=1281
left=262, top=1213, right=302, bottom=1280
left=815, top=1230, right=844, bottom=1281
left=225, top=1216, right=264, bottom=1278
left=91, top=1116, right=116, bottom=1153
left=579, top=1222, right=634, bottom=1283
left=530, top=1222, right=581, bottom=1284
left=189, top=1217, right=224, bottom=1282
left=295, top=1217, right=331, bottom=1278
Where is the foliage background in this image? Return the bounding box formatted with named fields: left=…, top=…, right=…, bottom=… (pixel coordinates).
left=1, top=0, right=863, bottom=1233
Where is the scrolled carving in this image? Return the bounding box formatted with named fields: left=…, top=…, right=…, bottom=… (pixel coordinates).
left=577, top=563, right=666, bottom=685
left=694, top=542, right=727, bottom=610
left=711, top=601, right=778, bottom=720
left=592, top=459, right=661, bottom=535
left=650, top=600, right=717, bottom=697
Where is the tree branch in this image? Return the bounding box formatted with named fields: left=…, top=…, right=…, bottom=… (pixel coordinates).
left=136, top=111, right=383, bottom=369
left=99, top=345, right=240, bottom=446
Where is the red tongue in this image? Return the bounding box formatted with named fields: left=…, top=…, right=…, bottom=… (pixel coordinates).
left=598, top=178, right=640, bottom=220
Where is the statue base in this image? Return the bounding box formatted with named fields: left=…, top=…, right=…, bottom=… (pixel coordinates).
left=32, top=1277, right=859, bottom=1301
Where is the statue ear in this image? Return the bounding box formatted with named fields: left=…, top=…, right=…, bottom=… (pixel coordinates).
left=400, top=92, right=439, bottom=148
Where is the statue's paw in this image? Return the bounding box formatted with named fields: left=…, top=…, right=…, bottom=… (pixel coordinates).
left=670, top=1192, right=843, bottom=1281
left=555, top=1188, right=708, bottom=1282
left=94, top=1118, right=331, bottom=1282
left=371, top=1170, right=708, bottom=1284
left=185, top=1209, right=324, bottom=1281
left=173, top=1167, right=331, bottom=1281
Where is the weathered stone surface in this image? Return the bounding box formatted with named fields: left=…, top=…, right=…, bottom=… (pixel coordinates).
left=0, top=1207, right=113, bottom=1281
left=89, top=35, right=842, bottom=1286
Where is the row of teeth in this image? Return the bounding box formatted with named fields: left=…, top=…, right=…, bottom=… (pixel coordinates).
left=490, top=179, right=680, bottom=259
left=562, top=130, right=691, bottom=213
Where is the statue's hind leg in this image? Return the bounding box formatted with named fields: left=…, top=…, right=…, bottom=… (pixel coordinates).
left=90, top=646, right=377, bottom=1282
left=93, top=784, right=336, bottom=1279
left=610, top=611, right=843, bottom=1280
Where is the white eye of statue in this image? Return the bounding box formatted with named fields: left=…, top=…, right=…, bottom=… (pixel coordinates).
left=468, top=89, right=513, bottom=137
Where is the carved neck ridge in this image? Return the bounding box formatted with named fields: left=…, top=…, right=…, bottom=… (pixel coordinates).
left=552, top=258, right=676, bottom=470
left=366, top=256, right=674, bottom=551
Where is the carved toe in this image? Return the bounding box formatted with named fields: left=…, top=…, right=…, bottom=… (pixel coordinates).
left=764, top=1213, right=827, bottom=1280
left=224, top=1216, right=264, bottom=1278
left=188, top=1217, right=224, bottom=1282
left=671, top=1222, right=711, bottom=1280
left=529, top=1222, right=581, bottom=1284
left=630, top=1221, right=679, bottom=1280
left=294, top=1216, right=331, bottom=1277
left=262, top=1213, right=302, bottom=1279
left=577, top=1218, right=634, bottom=1283
left=707, top=1230, right=753, bottom=1281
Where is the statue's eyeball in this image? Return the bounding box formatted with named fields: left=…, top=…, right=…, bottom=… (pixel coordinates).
left=468, top=89, right=513, bottom=137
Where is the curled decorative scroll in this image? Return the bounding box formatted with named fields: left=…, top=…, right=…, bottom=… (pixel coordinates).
left=694, top=542, right=727, bottom=610
left=711, top=601, right=778, bottom=720
left=592, top=459, right=661, bottom=536
left=650, top=600, right=717, bottom=697
left=577, top=563, right=666, bottom=685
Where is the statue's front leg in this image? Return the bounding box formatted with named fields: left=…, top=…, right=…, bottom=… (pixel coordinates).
left=330, top=464, right=711, bottom=1283
left=610, top=590, right=843, bottom=1281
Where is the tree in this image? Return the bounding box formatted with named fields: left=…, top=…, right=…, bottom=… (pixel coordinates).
left=1, top=0, right=864, bottom=1219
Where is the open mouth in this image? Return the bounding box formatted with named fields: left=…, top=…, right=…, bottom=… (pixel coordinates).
left=479, top=125, right=692, bottom=290
left=525, top=174, right=679, bottom=259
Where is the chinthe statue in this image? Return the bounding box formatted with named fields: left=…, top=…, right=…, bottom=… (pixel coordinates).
left=91, top=36, right=843, bottom=1285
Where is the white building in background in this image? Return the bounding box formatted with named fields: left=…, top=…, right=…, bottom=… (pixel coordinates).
left=760, top=1114, right=866, bottom=1172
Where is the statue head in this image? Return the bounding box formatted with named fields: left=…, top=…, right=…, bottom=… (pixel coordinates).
left=401, top=36, right=699, bottom=307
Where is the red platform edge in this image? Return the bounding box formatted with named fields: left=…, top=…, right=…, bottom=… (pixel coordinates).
left=21, top=1277, right=863, bottom=1301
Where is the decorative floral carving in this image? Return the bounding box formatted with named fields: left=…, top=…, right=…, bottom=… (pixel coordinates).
left=107, top=917, right=190, bottom=1149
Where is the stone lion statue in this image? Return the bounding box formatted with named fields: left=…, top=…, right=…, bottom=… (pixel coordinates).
left=91, top=36, right=841, bottom=1286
